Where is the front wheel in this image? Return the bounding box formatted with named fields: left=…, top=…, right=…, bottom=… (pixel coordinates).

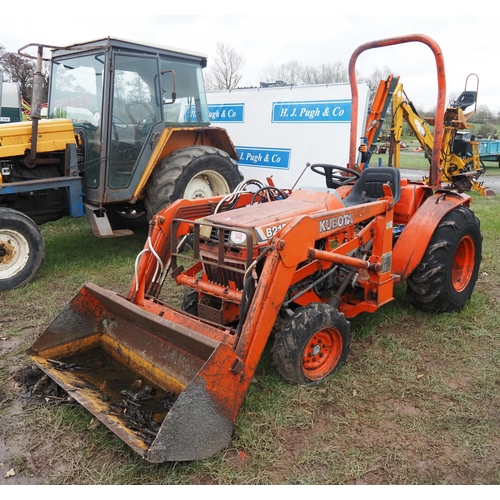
left=181, top=288, right=199, bottom=316
left=145, top=146, right=243, bottom=220
left=271, top=302, right=351, bottom=385
left=406, top=205, right=482, bottom=312
left=0, top=208, right=45, bottom=291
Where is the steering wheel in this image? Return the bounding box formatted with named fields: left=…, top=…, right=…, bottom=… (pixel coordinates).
left=310, top=163, right=360, bottom=189
left=125, top=102, right=155, bottom=125
left=112, top=115, right=129, bottom=128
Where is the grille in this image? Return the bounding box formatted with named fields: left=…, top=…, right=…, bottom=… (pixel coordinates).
left=209, top=227, right=230, bottom=244
left=201, top=253, right=246, bottom=290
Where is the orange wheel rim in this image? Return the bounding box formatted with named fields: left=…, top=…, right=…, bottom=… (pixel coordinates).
left=302, top=328, right=343, bottom=380
left=452, top=235, right=475, bottom=293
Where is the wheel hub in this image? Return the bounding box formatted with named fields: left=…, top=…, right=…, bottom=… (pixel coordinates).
left=0, top=241, right=15, bottom=265
left=183, top=170, right=232, bottom=200
left=452, top=235, right=475, bottom=292
left=302, top=329, right=343, bottom=380
left=0, top=230, right=30, bottom=279
left=311, top=344, right=321, bottom=356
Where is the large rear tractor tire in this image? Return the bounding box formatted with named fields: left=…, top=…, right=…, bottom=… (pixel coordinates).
left=145, top=146, right=243, bottom=220
left=271, top=302, right=352, bottom=385
left=0, top=208, right=45, bottom=291
left=406, top=205, right=482, bottom=312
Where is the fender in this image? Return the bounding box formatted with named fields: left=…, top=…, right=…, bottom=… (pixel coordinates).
left=132, top=126, right=239, bottom=201
left=392, top=191, right=471, bottom=279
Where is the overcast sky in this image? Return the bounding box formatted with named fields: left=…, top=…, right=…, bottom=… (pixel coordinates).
left=1, top=4, right=497, bottom=113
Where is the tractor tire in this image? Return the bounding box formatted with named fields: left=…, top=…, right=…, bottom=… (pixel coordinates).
left=0, top=208, right=45, bottom=291
left=145, top=146, right=243, bottom=220
left=406, top=205, right=482, bottom=312
left=271, top=302, right=352, bottom=385
left=181, top=288, right=199, bottom=316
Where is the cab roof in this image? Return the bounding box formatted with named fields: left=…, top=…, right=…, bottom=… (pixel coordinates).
left=51, top=36, right=208, bottom=64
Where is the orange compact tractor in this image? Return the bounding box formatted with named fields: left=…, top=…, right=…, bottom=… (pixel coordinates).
left=28, top=34, right=482, bottom=462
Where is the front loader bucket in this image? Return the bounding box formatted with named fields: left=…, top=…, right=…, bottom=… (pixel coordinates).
left=28, top=283, right=242, bottom=463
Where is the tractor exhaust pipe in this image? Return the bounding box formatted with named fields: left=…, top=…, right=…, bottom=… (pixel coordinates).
left=18, top=44, right=46, bottom=168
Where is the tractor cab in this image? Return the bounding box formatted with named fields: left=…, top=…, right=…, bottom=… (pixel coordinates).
left=47, top=37, right=210, bottom=204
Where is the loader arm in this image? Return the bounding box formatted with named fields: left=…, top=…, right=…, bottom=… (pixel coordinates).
left=197, top=193, right=399, bottom=414
left=235, top=195, right=397, bottom=366
left=128, top=187, right=400, bottom=419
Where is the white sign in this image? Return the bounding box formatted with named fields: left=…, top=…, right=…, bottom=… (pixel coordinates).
left=207, top=83, right=370, bottom=191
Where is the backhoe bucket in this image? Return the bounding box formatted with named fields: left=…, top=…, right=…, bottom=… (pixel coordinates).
left=27, top=282, right=242, bottom=463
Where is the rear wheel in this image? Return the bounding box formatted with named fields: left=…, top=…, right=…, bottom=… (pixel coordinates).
left=0, top=208, right=45, bottom=291
left=271, top=302, right=351, bottom=385
left=406, top=205, right=482, bottom=312
left=145, top=146, right=243, bottom=220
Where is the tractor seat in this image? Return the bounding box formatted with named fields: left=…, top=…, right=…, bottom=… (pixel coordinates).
left=455, top=90, right=477, bottom=111
left=343, top=167, right=401, bottom=207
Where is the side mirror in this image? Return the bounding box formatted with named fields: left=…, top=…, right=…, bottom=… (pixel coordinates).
left=161, top=69, right=177, bottom=105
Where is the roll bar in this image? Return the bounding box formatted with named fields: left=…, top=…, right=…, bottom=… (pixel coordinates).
left=348, top=34, right=446, bottom=187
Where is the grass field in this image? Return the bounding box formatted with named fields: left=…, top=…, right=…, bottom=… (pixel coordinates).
left=1, top=176, right=499, bottom=485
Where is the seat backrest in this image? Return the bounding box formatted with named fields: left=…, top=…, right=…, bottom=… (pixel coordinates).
left=455, top=90, right=477, bottom=111
left=343, top=167, right=401, bottom=207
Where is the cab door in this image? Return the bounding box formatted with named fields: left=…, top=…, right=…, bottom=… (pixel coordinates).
left=103, top=52, right=163, bottom=202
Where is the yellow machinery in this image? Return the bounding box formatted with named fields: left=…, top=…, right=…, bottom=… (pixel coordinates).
left=361, top=74, right=493, bottom=197
left=0, top=38, right=243, bottom=291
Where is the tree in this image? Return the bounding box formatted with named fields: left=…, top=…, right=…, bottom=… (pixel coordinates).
left=0, top=47, right=50, bottom=103
left=205, top=42, right=245, bottom=91
left=264, top=60, right=303, bottom=86
left=0, top=50, right=35, bottom=101
left=260, top=60, right=348, bottom=87
left=474, top=104, right=494, bottom=124
left=363, top=66, right=393, bottom=106
left=301, top=62, right=349, bottom=85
